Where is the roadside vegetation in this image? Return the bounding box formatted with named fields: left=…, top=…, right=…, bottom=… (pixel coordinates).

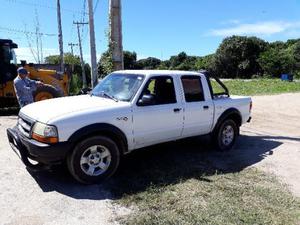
left=45, top=36, right=300, bottom=96
left=117, top=169, right=299, bottom=225
left=99, top=36, right=300, bottom=80
left=104, top=140, right=300, bottom=225
left=212, top=79, right=300, bottom=96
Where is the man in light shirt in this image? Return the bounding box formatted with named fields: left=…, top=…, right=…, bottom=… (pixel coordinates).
left=13, top=67, right=43, bottom=108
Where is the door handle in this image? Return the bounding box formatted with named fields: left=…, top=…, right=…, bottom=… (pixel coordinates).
left=203, top=106, right=209, bottom=110
left=173, top=108, right=182, bottom=113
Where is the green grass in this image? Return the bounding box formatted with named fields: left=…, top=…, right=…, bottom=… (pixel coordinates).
left=116, top=168, right=300, bottom=225
left=106, top=139, right=300, bottom=225
left=213, top=79, right=300, bottom=96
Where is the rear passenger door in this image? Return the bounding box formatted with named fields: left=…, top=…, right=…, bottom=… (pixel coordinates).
left=181, top=75, right=214, bottom=137
left=132, top=76, right=184, bottom=148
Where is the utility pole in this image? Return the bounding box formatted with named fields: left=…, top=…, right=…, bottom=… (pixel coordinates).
left=73, top=21, right=88, bottom=88
left=57, top=0, right=64, bottom=72
left=68, top=43, right=78, bottom=71
left=68, top=43, right=78, bottom=56
left=34, top=8, right=40, bottom=64
left=109, top=0, right=123, bottom=71
left=88, top=0, right=98, bottom=88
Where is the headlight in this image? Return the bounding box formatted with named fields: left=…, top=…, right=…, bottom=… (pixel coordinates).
left=32, top=122, right=58, bottom=144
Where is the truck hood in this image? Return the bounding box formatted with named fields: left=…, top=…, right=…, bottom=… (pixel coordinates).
left=20, top=95, right=129, bottom=123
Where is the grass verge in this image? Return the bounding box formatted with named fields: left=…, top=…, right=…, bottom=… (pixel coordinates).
left=116, top=168, right=300, bottom=225
left=213, top=79, right=300, bottom=96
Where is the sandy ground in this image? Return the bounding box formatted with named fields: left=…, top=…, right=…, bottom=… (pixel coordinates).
left=0, top=117, right=129, bottom=225
left=0, top=92, right=299, bottom=224
left=210, top=93, right=300, bottom=196
left=244, top=93, right=300, bottom=195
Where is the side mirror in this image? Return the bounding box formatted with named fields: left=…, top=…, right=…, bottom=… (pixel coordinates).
left=137, top=94, right=155, bottom=106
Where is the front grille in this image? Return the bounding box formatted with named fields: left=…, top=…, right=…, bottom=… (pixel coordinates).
left=18, top=114, right=34, bottom=138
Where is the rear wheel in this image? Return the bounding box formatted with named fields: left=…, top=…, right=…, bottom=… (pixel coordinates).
left=213, top=119, right=238, bottom=151
left=33, top=85, right=62, bottom=102
left=67, top=136, right=120, bottom=184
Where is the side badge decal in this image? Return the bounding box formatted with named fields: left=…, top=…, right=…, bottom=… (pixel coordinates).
left=116, top=117, right=128, bottom=122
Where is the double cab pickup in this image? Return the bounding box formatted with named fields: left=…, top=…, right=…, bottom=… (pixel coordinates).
left=7, top=70, right=252, bottom=183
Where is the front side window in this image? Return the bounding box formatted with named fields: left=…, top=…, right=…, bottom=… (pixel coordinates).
left=138, top=76, right=177, bottom=105
left=91, top=73, right=144, bottom=102
left=181, top=76, right=204, bottom=102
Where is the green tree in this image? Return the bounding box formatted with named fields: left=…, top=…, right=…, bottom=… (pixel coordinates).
left=45, top=53, right=91, bottom=93
left=98, top=49, right=113, bottom=78
left=258, top=42, right=296, bottom=77
left=136, top=57, right=161, bottom=69
left=292, top=41, right=300, bottom=77
left=168, top=52, right=199, bottom=71
left=212, top=36, right=268, bottom=78
left=123, top=51, right=137, bottom=69
left=195, top=54, right=215, bottom=71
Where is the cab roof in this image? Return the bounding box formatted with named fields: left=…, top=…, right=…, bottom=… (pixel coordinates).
left=0, top=39, right=18, bottom=48
left=113, top=70, right=203, bottom=77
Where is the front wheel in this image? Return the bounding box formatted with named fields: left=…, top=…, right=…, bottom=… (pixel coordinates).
left=213, top=119, right=238, bottom=151
left=67, top=136, right=120, bottom=184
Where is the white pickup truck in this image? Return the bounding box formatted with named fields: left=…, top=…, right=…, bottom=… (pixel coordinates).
left=7, top=70, right=252, bottom=184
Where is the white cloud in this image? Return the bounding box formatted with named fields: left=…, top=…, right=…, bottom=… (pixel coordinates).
left=220, top=19, right=241, bottom=25
left=209, top=21, right=300, bottom=37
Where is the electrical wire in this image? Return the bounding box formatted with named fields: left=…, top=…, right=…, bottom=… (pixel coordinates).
left=5, top=0, right=88, bottom=15
left=0, top=26, right=56, bottom=36
left=94, top=0, right=100, bottom=13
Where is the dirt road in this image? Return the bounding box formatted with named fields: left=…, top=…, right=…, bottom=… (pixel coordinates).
left=244, top=93, right=300, bottom=195
left=209, top=93, right=300, bottom=196
left=0, top=117, right=129, bottom=225
left=0, top=93, right=299, bottom=224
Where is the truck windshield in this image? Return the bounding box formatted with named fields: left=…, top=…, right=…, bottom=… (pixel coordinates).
left=91, top=73, right=145, bottom=102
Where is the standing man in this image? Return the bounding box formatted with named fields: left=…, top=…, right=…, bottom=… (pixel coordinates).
left=14, top=67, right=43, bottom=108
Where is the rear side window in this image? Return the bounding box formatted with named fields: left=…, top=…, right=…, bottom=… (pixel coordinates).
left=181, top=76, right=204, bottom=102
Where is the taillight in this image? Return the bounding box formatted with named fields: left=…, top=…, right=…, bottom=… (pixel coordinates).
left=249, top=101, right=252, bottom=113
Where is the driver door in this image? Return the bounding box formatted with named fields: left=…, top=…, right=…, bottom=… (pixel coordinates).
left=132, top=76, right=184, bottom=148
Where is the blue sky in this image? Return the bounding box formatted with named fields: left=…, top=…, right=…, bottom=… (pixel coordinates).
left=1, top=0, right=300, bottom=64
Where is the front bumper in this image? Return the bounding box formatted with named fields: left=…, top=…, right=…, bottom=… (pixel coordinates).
left=7, top=126, right=70, bottom=165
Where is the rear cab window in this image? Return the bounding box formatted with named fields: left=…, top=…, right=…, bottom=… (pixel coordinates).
left=181, top=75, right=205, bottom=102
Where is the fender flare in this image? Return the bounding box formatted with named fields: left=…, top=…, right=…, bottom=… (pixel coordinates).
left=68, top=123, right=128, bottom=154
left=213, top=108, right=242, bottom=134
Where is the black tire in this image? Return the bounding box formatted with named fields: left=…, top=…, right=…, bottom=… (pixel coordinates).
left=33, top=85, right=62, bottom=101
left=213, top=119, right=238, bottom=151
left=67, top=136, right=120, bottom=184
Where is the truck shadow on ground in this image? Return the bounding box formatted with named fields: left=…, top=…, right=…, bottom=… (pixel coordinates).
left=29, top=134, right=289, bottom=200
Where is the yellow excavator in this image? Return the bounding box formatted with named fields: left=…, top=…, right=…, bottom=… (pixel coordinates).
left=0, top=39, right=70, bottom=107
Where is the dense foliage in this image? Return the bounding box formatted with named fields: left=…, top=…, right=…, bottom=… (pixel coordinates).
left=45, top=36, right=300, bottom=91
left=98, top=36, right=300, bottom=79
left=45, top=53, right=91, bottom=94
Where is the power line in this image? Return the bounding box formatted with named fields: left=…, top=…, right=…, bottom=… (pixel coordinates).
left=0, top=26, right=56, bottom=37
left=94, top=0, right=100, bottom=13
left=5, top=0, right=88, bottom=15
left=79, top=0, right=89, bottom=50
left=68, top=43, right=78, bottom=56
left=81, top=0, right=87, bottom=29
left=74, top=21, right=88, bottom=88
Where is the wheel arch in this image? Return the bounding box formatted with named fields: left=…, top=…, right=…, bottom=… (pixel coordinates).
left=68, top=123, right=128, bottom=155
left=213, top=108, right=242, bottom=134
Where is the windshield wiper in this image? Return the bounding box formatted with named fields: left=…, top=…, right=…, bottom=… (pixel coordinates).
left=100, top=91, right=118, bottom=102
